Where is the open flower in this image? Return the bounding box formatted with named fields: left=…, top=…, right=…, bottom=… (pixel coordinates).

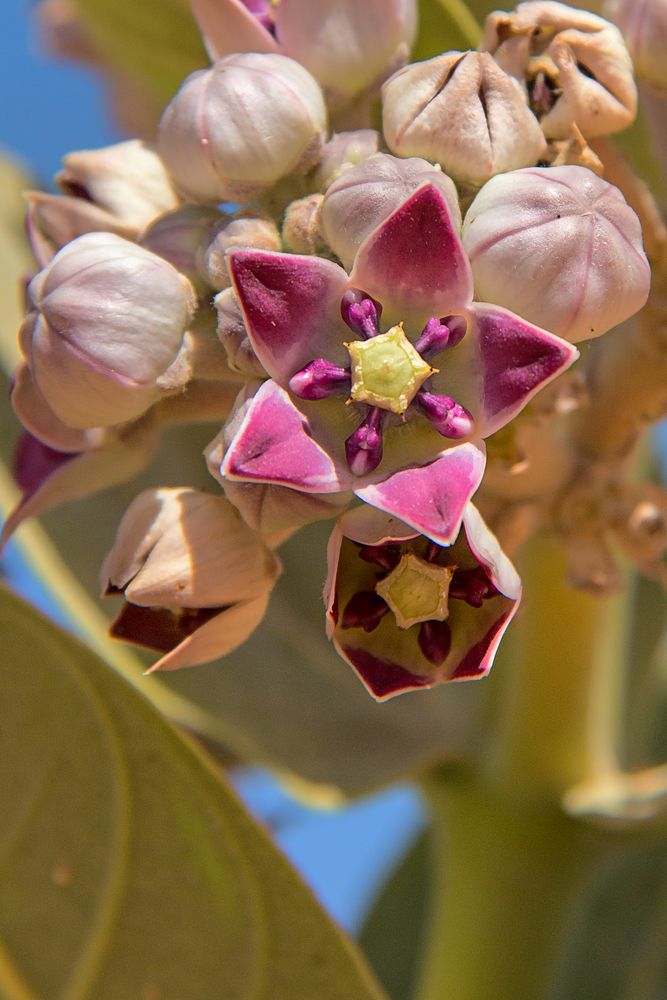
left=324, top=503, right=521, bottom=700
left=101, top=488, right=281, bottom=671
left=219, top=183, right=578, bottom=537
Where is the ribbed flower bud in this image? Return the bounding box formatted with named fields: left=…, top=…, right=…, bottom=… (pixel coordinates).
left=157, top=53, right=327, bottom=204
left=215, top=288, right=267, bottom=377
left=56, top=140, right=180, bottom=229
left=204, top=214, right=282, bottom=290
left=140, top=205, right=221, bottom=284
left=319, top=152, right=460, bottom=268
left=21, top=232, right=196, bottom=428
left=483, top=1, right=637, bottom=139
left=382, top=51, right=546, bottom=187
left=605, top=0, right=667, bottom=91
left=313, top=130, right=381, bottom=191
left=462, top=166, right=650, bottom=343
left=102, top=487, right=281, bottom=671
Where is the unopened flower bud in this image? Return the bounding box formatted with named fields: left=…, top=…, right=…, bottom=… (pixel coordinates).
left=204, top=214, right=282, bottom=290
left=102, top=487, right=281, bottom=670
left=319, top=152, right=460, bottom=268
left=215, top=288, right=267, bottom=378
left=140, top=205, right=221, bottom=284
left=483, top=1, right=637, bottom=139
left=276, top=0, right=417, bottom=103
left=282, top=194, right=326, bottom=255
left=57, top=140, right=179, bottom=229
left=605, top=0, right=667, bottom=92
left=313, top=130, right=381, bottom=191
left=157, top=53, right=327, bottom=204
left=382, top=51, right=546, bottom=188
left=462, top=166, right=650, bottom=342
left=22, top=232, right=196, bottom=428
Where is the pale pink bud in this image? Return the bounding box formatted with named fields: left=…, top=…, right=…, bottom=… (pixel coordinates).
left=483, top=1, right=637, bottom=139
left=275, top=0, right=417, bottom=102
left=319, top=152, right=461, bottom=268
left=382, top=52, right=546, bottom=187
left=214, top=288, right=267, bottom=377
left=204, top=214, right=282, bottom=290
left=157, top=53, right=327, bottom=204
left=102, top=487, right=281, bottom=670
left=606, top=0, right=667, bottom=91
left=462, top=165, right=651, bottom=343
left=313, top=130, right=381, bottom=191
left=57, top=140, right=179, bottom=229
left=140, top=205, right=221, bottom=283
left=22, top=232, right=196, bottom=428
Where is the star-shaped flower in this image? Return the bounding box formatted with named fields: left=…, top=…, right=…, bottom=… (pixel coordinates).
left=324, top=502, right=521, bottom=700
left=219, top=183, right=578, bottom=537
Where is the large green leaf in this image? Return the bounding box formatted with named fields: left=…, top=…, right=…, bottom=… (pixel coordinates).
left=0, top=583, right=388, bottom=1000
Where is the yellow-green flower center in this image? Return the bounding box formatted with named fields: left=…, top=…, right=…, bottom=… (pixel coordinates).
left=375, top=552, right=454, bottom=629
left=346, top=324, right=436, bottom=415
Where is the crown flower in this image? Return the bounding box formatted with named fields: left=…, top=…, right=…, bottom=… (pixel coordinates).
left=324, top=503, right=521, bottom=700
left=218, top=183, right=578, bottom=537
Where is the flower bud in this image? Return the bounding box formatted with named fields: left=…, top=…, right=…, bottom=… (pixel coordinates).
left=214, top=288, right=267, bottom=377
left=282, top=195, right=327, bottom=255
left=274, top=0, right=417, bottom=103
left=382, top=51, right=546, bottom=187
left=102, top=487, right=281, bottom=671
left=57, top=140, right=179, bottom=229
left=140, top=205, right=221, bottom=285
left=483, top=1, right=637, bottom=139
left=204, top=214, right=282, bottom=290
left=22, top=232, right=196, bottom=428
left=319, top=152, right=461, bottom=268
left=605, top=0, right=667, bottom=91
left=25, top=191, right=134, bottom=268
left=462, top=166, right=650, bottom=342
left=157, top=53, right=327, bottom=204
left=313, top=130, right=381, bottom=191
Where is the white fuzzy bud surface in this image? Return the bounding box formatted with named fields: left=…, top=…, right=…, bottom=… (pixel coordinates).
left=462, top=165, right=651, bottom=343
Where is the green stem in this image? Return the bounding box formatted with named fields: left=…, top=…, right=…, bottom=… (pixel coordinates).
left=415, top=534, right=627, bottom=1000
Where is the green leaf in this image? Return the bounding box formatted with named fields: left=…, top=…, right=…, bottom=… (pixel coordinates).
left=0, top=584, right=388, bottom=1000
left=359, top=833, right=431, bottom=1000
left=72, top=0, right=207, bottom=104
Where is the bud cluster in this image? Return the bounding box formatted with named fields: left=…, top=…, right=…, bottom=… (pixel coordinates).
left=6, top=0, right=659, bottom=697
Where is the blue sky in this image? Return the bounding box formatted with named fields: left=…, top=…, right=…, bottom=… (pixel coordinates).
left=1, top=0, right=425, bottom=934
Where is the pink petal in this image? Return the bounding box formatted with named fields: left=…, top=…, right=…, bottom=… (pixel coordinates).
left=349, top=184, right=473, bottom=324
left=222, top=380, right=352, bottom=492
left=355, top=443, right=486, bottom=545
left=189, top=0, right=279, bottom=60
left=467, top=303, right=579, bottom=435
left=229, top=249, right=351, bottom=383
left=462, top=503, right=522, bottom=601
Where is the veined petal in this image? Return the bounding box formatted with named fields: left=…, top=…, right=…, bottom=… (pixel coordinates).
left=189, top=0, right=279, bottom=60
left=222, top=380, right=352, bottom=492
left=349, top=184, right=473, bottom=325
left=229, top=248, right=351, bottom=383
left=355, top=443, right=486, bottom=545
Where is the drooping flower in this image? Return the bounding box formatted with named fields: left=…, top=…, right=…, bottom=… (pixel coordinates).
left=462, top=166, right=651, bottom=343
left=218, top=182, right=578, bottom=537
left=101, top=488, right=281, bottom=671
left=324, top=502, right=521, bottom=700
left=482, top=0, right=637, bottom=139
left=189, top=0, right=417, bottom=112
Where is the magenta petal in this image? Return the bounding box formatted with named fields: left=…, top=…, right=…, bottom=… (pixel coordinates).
left=339, top=645, right=431, bottom=701
left=450, top=612, right=514, bottom=680
left=468, top=303, right=579, bottom=435
left=229, top=249, right=350, bottom=384
left=355, top=443, right=486, bottom=546
left=222, top=380, right=351, bottom=492
left=349, top=185, right=473, bottom=322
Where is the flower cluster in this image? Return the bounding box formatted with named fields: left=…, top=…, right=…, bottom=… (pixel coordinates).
left=6, top=0, right=653, bottom=698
